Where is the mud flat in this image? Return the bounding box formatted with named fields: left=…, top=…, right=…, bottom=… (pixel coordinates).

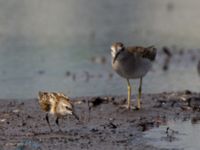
left=0, top=91, right=200, bottom=150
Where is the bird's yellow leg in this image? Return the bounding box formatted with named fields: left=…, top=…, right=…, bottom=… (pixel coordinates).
left=137, top=77, right=142, bottom=109
left=126, top=79, right=131, bottom=109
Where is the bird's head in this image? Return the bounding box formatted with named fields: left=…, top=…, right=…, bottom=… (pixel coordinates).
left=38, top=91, right=47, bottom=99
left=110, top=42, right=125, bottom=63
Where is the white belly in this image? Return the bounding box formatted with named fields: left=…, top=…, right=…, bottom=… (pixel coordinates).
left=112, top=54, right=152, bottom=79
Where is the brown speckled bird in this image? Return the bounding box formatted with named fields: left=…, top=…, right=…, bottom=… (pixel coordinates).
left=111, top=42, right=156, bottom=110
left=38, top=91, right=79, bottom=131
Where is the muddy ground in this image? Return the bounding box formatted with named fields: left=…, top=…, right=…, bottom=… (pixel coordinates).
left=0, top=91, right=200, bottom=150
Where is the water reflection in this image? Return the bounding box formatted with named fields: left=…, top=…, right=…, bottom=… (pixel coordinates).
left=144, top=120, right=200, bottom=150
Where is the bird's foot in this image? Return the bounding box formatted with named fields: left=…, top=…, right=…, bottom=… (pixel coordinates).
left=119, top=104, right=139, bottom=111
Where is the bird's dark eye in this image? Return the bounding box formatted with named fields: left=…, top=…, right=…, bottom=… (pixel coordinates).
left=116, top=42, right=123, bottom=47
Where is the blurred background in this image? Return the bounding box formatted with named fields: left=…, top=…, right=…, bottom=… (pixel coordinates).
left=0, top=0, right=200, bottom=99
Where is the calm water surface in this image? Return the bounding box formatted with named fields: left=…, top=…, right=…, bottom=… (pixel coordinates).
left=0, top=0, right=200, bottom=98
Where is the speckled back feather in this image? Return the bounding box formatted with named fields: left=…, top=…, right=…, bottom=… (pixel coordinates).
left=38, top=91, right=75, bottom=116
left=52, top=92, right=74, bottom=115
left=38, top=91, right=51, bottom=112
left=127, top=46, right=157, bottom=61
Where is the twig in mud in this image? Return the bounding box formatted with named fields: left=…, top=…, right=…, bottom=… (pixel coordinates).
left=165, top=127, right=178, bottom=142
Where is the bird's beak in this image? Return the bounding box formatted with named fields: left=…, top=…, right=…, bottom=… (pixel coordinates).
left=113, top=50, right=122, bottom=64
left=72, top=112, right=80, bottom=121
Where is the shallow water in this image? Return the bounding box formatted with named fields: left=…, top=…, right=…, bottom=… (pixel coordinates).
left=144, top=119, right=200, bottom=150
left=0, top=0, right=200, bottom=98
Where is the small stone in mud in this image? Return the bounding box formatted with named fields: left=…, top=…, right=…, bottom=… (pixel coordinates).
left=129, top=133, right=133, bottom=137
left=22, top=122, right=26, bottom=126
left=0, top=119, right=6, bottom=122
left=184, top=90, right=192, bottom=95
left=191, top=116, right=200, bottom=124
left=88, top=97, right=108, bottom=108
left=108, top=122, right=117, bottom=129
left=27, top=115, right=33, bottom=119
left=186, top=97, right=200, bottom=111
left=180, top=106, right=191, bottom=111
left=13, top=109, right=20, bottom=113
left=192, top=105, right=200, bottom=112
left=90, top=128, right=99, bottom=133
left=137, top=121, right=154, bottom=132
left=154, top=100, right=166, bottom=108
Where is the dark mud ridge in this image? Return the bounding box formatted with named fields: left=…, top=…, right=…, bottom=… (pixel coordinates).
left=0, top=91, right=200, bottom=150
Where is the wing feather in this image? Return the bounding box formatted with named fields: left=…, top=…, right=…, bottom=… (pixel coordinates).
left=126, top=46, right=156, bottom=61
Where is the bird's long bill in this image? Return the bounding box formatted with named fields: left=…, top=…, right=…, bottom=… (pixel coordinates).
left=113, top=50, right=122, bottom=64
left=72, top=112, right=80, bottom=121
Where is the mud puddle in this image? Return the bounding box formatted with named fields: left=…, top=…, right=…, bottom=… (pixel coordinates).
left=144, top=119, right=200, bottom=150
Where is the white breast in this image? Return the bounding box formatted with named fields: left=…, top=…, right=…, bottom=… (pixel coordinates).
left=112, top=51, right=152, bottom=79
left=56, top=99, right=73, bottom=116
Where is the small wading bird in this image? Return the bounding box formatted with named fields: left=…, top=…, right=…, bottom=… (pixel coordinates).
left=111, top=42, right=156, bottom=110
left=38, top=91, right=79, bottom=131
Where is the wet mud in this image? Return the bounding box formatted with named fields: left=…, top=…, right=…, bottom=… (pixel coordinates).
left=0, top=91, right=200, bottom=149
